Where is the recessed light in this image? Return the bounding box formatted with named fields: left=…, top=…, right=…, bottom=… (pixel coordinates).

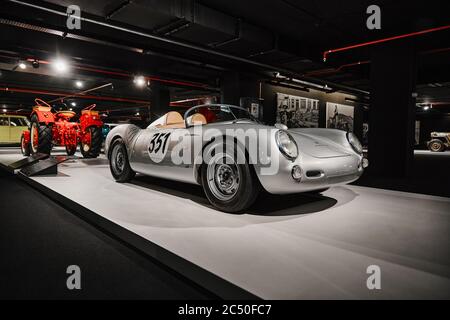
left=71, top=102, right=77, bottom=107
left=18, top=62, right=27, bottom=69
left=52, top=58, right=69, bottom=73
left=75, top=81, right=83, bottom=88
left=134, top=76, right=146, bottom=87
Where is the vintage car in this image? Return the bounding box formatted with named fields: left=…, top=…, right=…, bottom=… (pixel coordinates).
left=427, top=132, right=450, bottom=152
left=0, top=114, right=29, bottom=145
left=105, top=104, right=368, bottom=212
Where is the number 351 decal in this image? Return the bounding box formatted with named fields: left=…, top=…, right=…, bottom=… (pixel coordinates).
left=148, top=132, right=171, bottom=155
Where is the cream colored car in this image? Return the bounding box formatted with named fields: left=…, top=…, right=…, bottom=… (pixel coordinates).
left=0, top=115, right=30, bottom=144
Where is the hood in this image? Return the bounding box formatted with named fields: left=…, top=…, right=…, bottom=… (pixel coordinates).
left=288, top=130, right=352, bottom=158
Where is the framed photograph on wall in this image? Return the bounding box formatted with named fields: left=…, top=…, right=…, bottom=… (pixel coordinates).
left=276, top=93, right=319, bottom=128
left=326, top=102, right=354, bottom=132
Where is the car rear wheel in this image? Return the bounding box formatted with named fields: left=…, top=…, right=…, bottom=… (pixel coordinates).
left=428, top=139, right=444, bottom=152
left=21, top=134, right=30, bottom=156
left=30, top=114, right=52, bottom=154
left=201, top=143, right=260, bottom=213
left=81, top=126, right=102, bottom=158
left=109, top=139, right=136, bottom=183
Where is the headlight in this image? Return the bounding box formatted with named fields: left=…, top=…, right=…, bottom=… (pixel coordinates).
left=347, top=132, right=363, bottom=154
left=275, top=130, right=298, bottom=160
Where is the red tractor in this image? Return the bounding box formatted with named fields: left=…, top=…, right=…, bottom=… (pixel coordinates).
left=21, top=99, right=103, bottom=158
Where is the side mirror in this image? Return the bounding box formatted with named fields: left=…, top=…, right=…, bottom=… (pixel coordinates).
left=274, top=123, right=288, bottom=130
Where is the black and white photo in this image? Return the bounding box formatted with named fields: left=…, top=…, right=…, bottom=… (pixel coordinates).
left=276, top=93, right=319, bottom=128
left=326, top=102, right=354, bottom=132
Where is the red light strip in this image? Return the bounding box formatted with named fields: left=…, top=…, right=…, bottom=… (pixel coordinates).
left=323, top=25, right=450, bottom=62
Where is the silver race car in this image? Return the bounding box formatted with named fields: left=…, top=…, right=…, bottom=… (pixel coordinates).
left=105, top=104, right=368, bottom=212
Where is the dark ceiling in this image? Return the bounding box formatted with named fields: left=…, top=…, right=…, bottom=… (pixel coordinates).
left=0, top=0, right=449, bottom=119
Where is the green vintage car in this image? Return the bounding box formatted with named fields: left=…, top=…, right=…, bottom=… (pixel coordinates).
left=0, top=115, right=30, bottom=145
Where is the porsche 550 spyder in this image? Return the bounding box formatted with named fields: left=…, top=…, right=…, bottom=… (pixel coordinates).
left=105, top=104, right=368, bottom=212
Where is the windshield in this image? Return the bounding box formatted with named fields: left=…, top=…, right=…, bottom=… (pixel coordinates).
left=184, top=104, right=259, bottom=125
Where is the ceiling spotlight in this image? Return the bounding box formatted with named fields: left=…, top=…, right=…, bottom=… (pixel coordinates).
left=134, top=76, right=147, bottom=87
left=423, top=106, right=430, bottom=111
left=32, top=59, right=40, bottom=69
left=135, top=112, right=140, bottom=116
left=69, top=108, right=73, bottom=111
left=75, top=81, right=83, bottom=88
left=71, top=102, right=77, bottom=107
left=2, top=109, right=6, bottom=113
left=18, top=62, right=27, bottom=70
left=52, top=58, right=69, bottom=73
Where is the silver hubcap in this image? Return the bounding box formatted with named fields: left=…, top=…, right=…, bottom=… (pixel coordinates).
left=111, top=145, right=125, bottom=175
left=207, top=154, right=240, bottom=201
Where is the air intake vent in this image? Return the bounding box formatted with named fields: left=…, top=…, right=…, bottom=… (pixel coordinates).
left=306, top=170, right=322, bottom=178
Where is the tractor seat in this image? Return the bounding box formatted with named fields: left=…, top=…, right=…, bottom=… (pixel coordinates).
left=55, top=111, right=76, bottom=119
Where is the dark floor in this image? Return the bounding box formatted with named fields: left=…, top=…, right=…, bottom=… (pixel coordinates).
left=0, top=170, right=211, bottom=300
left=355, top=151, right=450, bottom=198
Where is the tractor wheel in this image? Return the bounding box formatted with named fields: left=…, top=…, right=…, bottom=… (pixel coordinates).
left=30, top=114, right=52, bottom=155
left=428, top=139, right=445, bottom=152
left=21, top=134, right=30, bottom=156
left=65, top=145, right=77, bottom=156
left=80, top=126, right=102, bottom=158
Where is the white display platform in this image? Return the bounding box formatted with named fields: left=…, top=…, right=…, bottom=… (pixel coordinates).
left=1, top=147, right=450, bottom=299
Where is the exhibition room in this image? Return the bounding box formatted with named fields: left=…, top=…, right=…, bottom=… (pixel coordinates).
left=0, top=0, right=449, bottom=302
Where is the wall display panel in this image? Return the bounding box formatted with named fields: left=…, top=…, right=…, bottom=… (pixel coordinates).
left=326, top=102, right=354, bottom=132
left=276, top=93, right=319, bottom=128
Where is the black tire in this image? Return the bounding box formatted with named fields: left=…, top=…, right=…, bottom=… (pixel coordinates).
left=20, top=134, right=30, bottom=156
left=65, top=145, right=76, bottom=156
left=109, top=139, right=136, bottom=183
left=30, top=114, right=52, bottom=154
left=201, top=143, right=260, bottom=213
left=80, top=126, right=102, bottom=158
left=428, top=139, right=445, bottom=152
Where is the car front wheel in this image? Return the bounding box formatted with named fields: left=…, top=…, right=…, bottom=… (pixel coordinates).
left=201, top=143, right=260, bottom=213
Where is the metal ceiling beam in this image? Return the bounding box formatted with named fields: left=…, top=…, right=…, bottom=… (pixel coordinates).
left=106, top=0, right=133, bottom=20
left=7, top=0, right=369, bottom=96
